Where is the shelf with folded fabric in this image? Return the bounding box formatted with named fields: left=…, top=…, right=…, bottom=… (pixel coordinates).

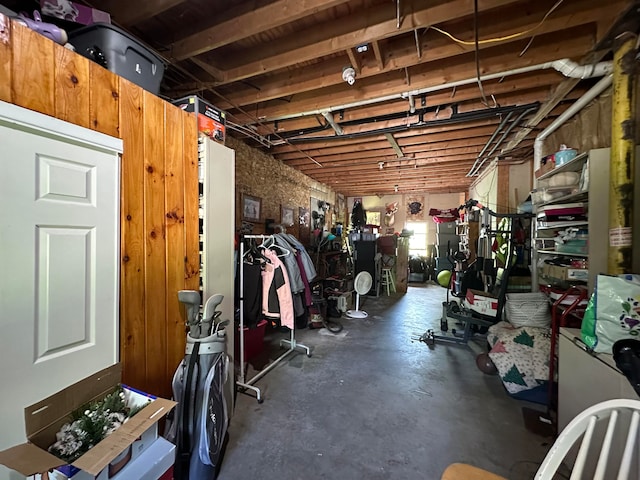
left=532, top=149, right=591, bottom=293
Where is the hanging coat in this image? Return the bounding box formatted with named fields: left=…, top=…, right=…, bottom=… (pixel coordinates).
left=261, top=249, right=294, bottom=329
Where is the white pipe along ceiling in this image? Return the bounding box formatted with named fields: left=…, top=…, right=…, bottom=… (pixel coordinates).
left=264, top=58, right=613, bottom=124
left=534, top=74, right=614, bottom=170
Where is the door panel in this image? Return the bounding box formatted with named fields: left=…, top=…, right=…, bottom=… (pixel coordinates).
left=0, top=103, right=121, bottom=473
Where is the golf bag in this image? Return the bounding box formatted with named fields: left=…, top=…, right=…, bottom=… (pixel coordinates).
left=165, top=330, right=230, bottom=480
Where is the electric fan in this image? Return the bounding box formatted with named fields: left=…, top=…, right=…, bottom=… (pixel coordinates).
left=346, top=271, right=373, bottom=318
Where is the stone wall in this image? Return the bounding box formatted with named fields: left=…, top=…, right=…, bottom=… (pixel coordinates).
left=227, top=137, right=336, bottom=243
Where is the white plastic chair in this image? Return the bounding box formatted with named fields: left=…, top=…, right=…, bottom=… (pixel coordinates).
left=441, top=399, right=640, bottom=480
left=536, top=399, right=640, bottom=480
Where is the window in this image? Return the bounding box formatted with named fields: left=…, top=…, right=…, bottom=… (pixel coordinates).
left=407, top=222, right=428, bottom=257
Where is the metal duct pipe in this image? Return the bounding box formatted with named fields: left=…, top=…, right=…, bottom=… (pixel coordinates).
left=608, top=32, right=637, bottom=275
left=533, top=74, right=613, bottom=170
left=264, top=59, right=612, bottom=123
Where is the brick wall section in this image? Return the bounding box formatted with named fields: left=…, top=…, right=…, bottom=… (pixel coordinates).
left=227, top=136, right=336, bottom=242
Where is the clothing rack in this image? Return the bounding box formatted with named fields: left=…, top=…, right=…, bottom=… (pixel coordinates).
left=237, top=234, right=311, bottom=403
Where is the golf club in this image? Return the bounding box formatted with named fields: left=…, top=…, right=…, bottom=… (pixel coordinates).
left=202, top=294, right=224, bottom=337
left=213, top=319, right=230, bottom=337
left=178, top=290, right=201, bottom=338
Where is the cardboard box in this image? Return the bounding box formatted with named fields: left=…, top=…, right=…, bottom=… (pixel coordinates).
left=173, top=95, right=226, bottom=144
left=534, top=157, right=556, bottom=178
left=542, top=263, right=588, bottom=281
left=465, top=289, right=499, bottom=317
left=49, top=437, right=175, bottom=480
left=0, top=364, right=176, bottom=479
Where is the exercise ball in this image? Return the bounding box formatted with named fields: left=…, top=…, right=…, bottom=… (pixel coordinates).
left=476, top=353, right=498, bottom=375
left=437, top=270, right=452, bottom=288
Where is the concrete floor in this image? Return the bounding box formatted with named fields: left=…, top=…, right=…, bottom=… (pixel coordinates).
left=220, top=283, right=553, bottom=480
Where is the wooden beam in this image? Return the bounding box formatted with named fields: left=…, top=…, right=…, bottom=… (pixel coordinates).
left=210, top=3, right=606, bottom=115
left=99, top=0, right=186, bottom=25
left=346, top=48, right=361, bottom=74
left=275, top=133, right=491, bottom=159
left=212, top=0, right=612, bottom=98
left=214, top=0, right=518, bottom=84
left=247, top=26, right=594, bottom=121
left=372, top=40, right=384, bottom=69
left=501, top=3, right=631, bottom=154
left=294, top=150, right=482, bottom=171
left=269, top=88, right=562, bottom=145
left=171, top=0, right=352, bottom=60
left=234, top=70, right=562, bottom=128
left=265, top=80, right=560, bottom=144
left=190, top=57, right=225, bottom=83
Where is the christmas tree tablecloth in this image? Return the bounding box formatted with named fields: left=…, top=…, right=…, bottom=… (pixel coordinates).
left=488, top=321, right=551, bottom=394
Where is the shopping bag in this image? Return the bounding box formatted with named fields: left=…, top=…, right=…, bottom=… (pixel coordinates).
left=581, top=274, right=640, bottom=353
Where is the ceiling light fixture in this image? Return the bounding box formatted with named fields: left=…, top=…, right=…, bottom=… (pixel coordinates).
left=378, top=161, right=385, bottom=170
left=342, top=66, right=356, bottom=86
left=356, top=44, right=368, bottom=53
left=394, top=185, right=399, bottom=193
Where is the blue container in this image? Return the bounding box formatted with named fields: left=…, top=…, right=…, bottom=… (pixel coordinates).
left=554, top=149, right=577, bottom=166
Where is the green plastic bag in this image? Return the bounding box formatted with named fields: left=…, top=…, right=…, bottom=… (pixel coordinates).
left=581, top=274, right=640, bottom=353
left=580, top=292, right=597, bottom=350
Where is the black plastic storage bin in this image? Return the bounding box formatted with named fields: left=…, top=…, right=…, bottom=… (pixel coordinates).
left=69, top=23, right=165, bottom=94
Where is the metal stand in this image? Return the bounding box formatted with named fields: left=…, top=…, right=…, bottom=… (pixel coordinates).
left=419, top=199, right=534, bottom=349
left=237, top=234, right=311, bottom=403
left=418, top=301, right=493, bottom=347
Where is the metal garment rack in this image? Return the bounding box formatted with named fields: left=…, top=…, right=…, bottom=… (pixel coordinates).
left=237, top=234, right=311, bottom=403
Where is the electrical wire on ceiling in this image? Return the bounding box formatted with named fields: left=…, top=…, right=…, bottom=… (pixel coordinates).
left=430, top=0, right=564, bottom=46
left=199, top=86, right=325, bottom=167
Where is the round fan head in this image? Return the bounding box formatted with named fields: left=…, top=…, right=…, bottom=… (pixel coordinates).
left=354, top=271, right=373, bottom=294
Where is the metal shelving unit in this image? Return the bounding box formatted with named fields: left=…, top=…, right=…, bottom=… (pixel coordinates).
left=531, top=153, right=590, bottom=290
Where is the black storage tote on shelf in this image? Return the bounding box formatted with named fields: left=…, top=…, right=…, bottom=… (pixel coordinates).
left=69, top=23, right=165, bottom=94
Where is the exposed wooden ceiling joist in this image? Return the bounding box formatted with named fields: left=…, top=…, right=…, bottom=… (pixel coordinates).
left=209, top=0, right=616, bottom=110
left=60, top=0, right=635, bottom=196
left=99, top=0, right=186, bottom=25
left=207, top=0, right=518, bottom=86
left=243, top=27, right=595, bottom=122
left=171, top=0, right=352, bottom=60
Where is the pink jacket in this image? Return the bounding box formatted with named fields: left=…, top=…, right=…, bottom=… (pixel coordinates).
left=261, top=249, right=294, bottom=329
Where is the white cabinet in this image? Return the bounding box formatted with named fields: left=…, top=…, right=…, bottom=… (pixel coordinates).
left=558, top=328, right=639, bottom=475
left=558, top=328, right=639, bottom=428
left=198, top=136, right=235, bottom=409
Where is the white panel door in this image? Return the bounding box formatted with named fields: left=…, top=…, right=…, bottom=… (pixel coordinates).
left=0, top=102, right=121, bottom=479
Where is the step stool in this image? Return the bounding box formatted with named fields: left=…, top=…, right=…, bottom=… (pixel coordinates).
left=381, top=267, right=396, bottom=295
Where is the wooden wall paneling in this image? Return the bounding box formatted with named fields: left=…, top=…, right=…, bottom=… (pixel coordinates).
left=11, top=23, right=54, bottom=116
left=164, top=104, right=187, bottom=382
left=89, top=63, right=120, bottom=137
left=143, top=91, right=168, bottom=396
left=0, top=15, right=12, bottom=102
left=182, top=113, right=200, bottom=292
left=54, top=43, right=90, bottom=128
left=119, top=78, right=146, bottom=390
